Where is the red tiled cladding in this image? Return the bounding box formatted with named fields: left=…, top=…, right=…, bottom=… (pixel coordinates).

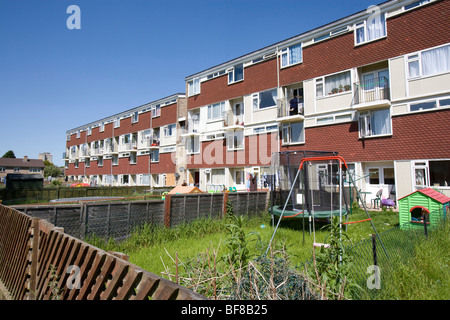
left=188, top=58, right=278, bottom=109
left=152, top=103, right=177, bottom=128
left=281, top=109, right=450, bottom=162
left=87, top=122, right=115, bottom=143
left=85, top=159, right=113, bottom=176
left=187, top=132, right=278, bottom=169
left=65, top=161, right=85, bottom=176
left=149, top=152, right=176, bottom=174
left=280, top=0, right=450, bottom=86
left=67, top=130, right=87, bottom=148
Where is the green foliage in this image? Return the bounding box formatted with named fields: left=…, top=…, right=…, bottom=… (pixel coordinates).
left=44, top=162, right=62, bottom=178
left=223, top=201, right=262, bottom=269
left=309, top=217, right=359, bottom=299
left=1, top=150, right=15, bottom=158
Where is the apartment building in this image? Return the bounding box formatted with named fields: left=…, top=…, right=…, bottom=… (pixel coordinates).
left=64, top=0, right=450, bottom=202
left=183, top=0, right=450, bottom=200
left=64, top=93, right=185, bottom=187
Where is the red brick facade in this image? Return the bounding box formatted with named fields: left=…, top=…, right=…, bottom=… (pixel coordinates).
left=281, top=109, right=450, bottom=162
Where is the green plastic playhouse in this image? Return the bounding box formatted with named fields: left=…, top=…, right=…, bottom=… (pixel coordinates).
left=398, top=187, right=450, bottom=229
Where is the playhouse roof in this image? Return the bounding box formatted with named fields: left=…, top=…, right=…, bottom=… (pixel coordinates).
left=168, top=186, right=203, bottom=194
left=399, top=188, right=450, bottom=204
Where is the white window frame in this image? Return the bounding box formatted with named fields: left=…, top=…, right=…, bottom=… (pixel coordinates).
left=227, top=129, right=244, bottom=151
left=280, top=42, right=303, bottom=68
left=114, top=117, right=120, bottom=128
left=409, top=96, right=450, bottom=113
left=403, top=0, right=431, bottom=12
left=358, top=108, right=392, bottom=138
left=207, top=102, right=225, bottom=121
left=152, top=105, right=161, bottom=118
left=187, top=135, right=200, bottom=155
left=315, top=70, right=352, bottom=97
left=406, top=43, right=450, bottom=79
left=227, top=63, right=244, bottom=84
left=234, top=169, right=245, bottom=186
left=163, top=124, right=176, bottom=137
left=132, top=111, right=139, bottom=123
left=281, top=121, right=305, bottom=145
left=354, top=11, right=387, bottom=46
left=188, top=78, right=200, bottom=96
left=252, top=88, right=278, bottom=110
left=150, top=149, right=159, bottom=163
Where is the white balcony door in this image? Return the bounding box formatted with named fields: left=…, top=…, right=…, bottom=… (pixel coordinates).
left=362, top=69, right=389, bottom=102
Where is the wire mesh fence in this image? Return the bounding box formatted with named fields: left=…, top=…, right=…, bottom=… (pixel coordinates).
left=339, top=213, right=445, bottom=299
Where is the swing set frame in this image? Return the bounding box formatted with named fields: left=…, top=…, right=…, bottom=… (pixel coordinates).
left=266, top=155, right=388, bottom=260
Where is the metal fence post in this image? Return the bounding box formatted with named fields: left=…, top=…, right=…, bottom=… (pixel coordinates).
left=371, top=234, right=377, bottom=267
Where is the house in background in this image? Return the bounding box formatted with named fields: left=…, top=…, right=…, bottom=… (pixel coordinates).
left=0, top=156, right=45, bottom=183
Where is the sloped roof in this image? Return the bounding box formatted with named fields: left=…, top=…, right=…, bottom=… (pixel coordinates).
left=0, top=158, right=45, bottom=168
left=168, top=186, right=203, bottom=194
left=399, top=188, right=450, bottom=204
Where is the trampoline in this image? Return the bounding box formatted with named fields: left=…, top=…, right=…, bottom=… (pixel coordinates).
left=269, top=151, right=351, bottom=221
left=270, top=205, right=346, bottom=219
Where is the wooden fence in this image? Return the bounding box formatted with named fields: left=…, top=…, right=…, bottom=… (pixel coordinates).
left=11, top=191, right=269, bottom=241
left=0, top=204, right=206, bottom=300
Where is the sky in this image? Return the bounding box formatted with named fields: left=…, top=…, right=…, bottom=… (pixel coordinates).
left=0, top=0, right=380, bottom=167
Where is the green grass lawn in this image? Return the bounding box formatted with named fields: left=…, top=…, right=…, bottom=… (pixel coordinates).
left=93, top=207, right=400, bottom=279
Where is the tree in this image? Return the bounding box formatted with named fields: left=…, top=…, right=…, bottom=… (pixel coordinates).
left=2, top=150, right=16, bottom=158
left=44, top=161, right=62, bottom=178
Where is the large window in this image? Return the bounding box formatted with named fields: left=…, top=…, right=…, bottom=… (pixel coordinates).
left=187, top=136, right=200, bottom=154
left=415, top=160, right=450, bottom=188
left=151, top=149, right=159, bottom=162
left=227, top=129, right=244, bottom=151
left=228, top=63, right=244, bottom=84
left=359, top=108, right=391, bottom=138
left=282, top=122, right=304, bottom=145
left=408, top=44, right=450, bottom=78
left=188, top=78, right=200, bottom=96
left=207, top=102, right=225, bottom=120
left=316, top=71, right=351, bottom=97
left=355, top=12, right=386, bottom=45
left=152, top=104, right=161, bottom=117
left=163, top=124, right=176, bottom=137
left=281, top=43, right=302, bottom=68
left=252, top=88, right=278, bottom=110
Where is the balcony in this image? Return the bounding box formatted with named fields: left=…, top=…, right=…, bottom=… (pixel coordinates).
left=223, top=111, right=244, bottom=130
left=276, top=97, right=304, bottom=123
left=182, top=118, right=201, bottom=137
left=352, top=76, right=391, bottom=110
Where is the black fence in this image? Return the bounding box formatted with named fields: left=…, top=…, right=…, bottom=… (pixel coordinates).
left=11, top=191, right=269, bottom=241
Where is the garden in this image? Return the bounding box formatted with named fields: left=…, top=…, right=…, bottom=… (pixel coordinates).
left=88, top=203, right=450, bottom=300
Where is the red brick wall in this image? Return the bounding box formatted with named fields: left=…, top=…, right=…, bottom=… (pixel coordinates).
left=187, top=58, right=278, bottom=109
left=281, top=109, right=450, bottom=162
left=187, top=0, right=449, bottom=110
left=187, top=132, right=278, bottom=169
left=280, top=0, right=450, bottom=86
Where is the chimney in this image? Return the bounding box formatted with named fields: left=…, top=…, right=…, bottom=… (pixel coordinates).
left=23, top=156, right=28, bottom=162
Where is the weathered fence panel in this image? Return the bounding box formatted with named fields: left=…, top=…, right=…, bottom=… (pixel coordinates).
left=0, top=204, right=206, bottom=300
left=10, top=191, right=269, bottom=241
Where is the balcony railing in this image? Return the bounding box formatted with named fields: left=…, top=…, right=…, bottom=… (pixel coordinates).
left=352, top=76, right=390, bottom=106
left=223, top=111, right=244, bottom=127
left=277, top=97, right=304, bottom=119
left=186, top=118, right=200, bottom=134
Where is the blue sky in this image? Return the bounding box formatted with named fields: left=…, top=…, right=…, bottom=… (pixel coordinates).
left=0, top=0, right=379, bottom=166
